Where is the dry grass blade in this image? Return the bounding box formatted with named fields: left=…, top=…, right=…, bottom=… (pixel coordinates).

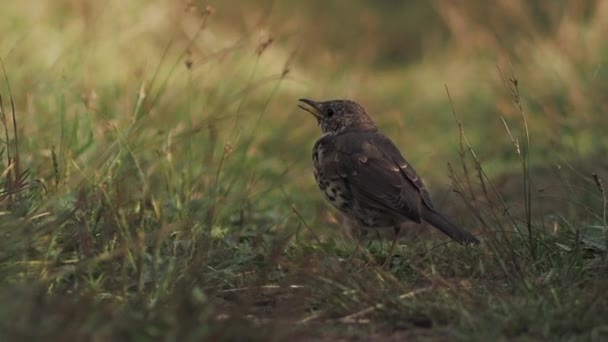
left=338, top=287, right=432, bottom=324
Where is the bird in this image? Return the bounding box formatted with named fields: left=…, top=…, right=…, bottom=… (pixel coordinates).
left=297, top=98, right=479, bottom=258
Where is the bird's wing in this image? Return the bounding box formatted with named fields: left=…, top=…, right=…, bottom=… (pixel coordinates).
left=319, top=131, right=435, bottom=222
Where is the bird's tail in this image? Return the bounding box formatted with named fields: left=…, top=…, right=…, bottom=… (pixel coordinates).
left=421, top=209, right=480, bottom=245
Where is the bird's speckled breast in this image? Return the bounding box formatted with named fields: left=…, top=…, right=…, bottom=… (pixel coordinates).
left=312, top=136, right=353, bottom=214
left=312, top=132, right=403, bottom=228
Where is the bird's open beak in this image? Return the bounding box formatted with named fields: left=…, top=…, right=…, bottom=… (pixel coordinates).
left=298, top=98, right=321, bottom=119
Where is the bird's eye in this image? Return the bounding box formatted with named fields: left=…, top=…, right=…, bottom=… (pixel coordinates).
left=326, top=108, right=335, bottom=117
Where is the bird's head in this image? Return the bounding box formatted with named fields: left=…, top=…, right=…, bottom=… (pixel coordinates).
left=298, top=99, right=377, bottom=134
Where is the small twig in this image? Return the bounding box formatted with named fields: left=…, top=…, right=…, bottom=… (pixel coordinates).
left=338, top=287, right=432, bottom=323
left=298, top=312, right=322, bottom=324
left=220, top=284, right=305, bottom=293
left=592, top=173, right=607, bottom=257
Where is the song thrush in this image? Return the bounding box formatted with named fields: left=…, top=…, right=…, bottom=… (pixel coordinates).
left=298, top=98, right=479, bottom=250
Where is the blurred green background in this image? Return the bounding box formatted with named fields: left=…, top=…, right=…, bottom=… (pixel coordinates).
left=2, top=0, right=607, bottom=185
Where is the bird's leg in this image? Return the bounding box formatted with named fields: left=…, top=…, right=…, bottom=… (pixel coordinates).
left=373, top=229, right=383, bottom=249
left=382, top=225, right=401, bottom=267
left=342, top=215, right=366, bottom=261
left=347, top=229, right=367, bottom=261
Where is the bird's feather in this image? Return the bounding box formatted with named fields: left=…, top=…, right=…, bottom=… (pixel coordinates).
left=316, top=130, right=434, bottom=224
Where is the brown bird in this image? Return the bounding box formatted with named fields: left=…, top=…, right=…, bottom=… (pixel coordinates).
left=298, top=98, right=479, bottom=253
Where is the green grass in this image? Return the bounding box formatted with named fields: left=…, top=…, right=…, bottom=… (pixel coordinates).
left=1, top=1, right=608, bottom=340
